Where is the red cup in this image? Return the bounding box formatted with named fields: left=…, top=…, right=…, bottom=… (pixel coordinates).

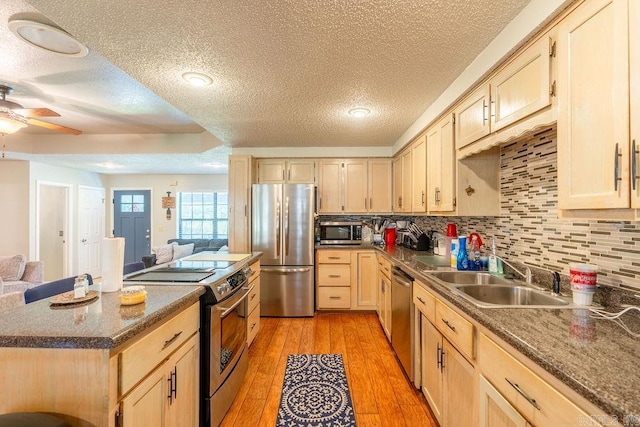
left=446, top=223, right=457, bottom=237
left=384, top=227, right=396, bottom=246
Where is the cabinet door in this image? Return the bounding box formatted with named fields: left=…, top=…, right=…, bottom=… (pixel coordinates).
left=427, top=114, right=456, bottom=213
left=287, top=159, right=316, bottom=183
left=411, top=135, right=428, bottom=213
left=353, top=251, right=377, bottom=309
left=401, top=150, right=412, bottom=212
left=318, top=160, right=343, bottom=213
left=442, top=339, right=475, bottom=427
left=392, top=156, right=403, bottom=211
left=455, top=84, right=491, bottom=149
left=122, top=364, right=167, bottom=427
left=421, top=316, right=443, bottom=425
left=557, top=0, right=629, bottom=209
left=368, top=159, right=392, bottom=213
left=228, top=155, right=252, bottom=252
left=257, top=159, right=286, bottom=183
left=631, top=0, right=640, bottom=207
left=490, top=32, right=552, bottom=133
left=343, top=159, right=368, bottom=213
left=479, top=375, right=528, bottom=427
left=166, top=335, right=199, bottom=427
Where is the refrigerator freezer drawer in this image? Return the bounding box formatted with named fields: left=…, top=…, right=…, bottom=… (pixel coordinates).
left=260, top=266, right=315, bottom=317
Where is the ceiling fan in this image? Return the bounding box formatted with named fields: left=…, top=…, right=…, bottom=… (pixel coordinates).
left=0, top=85, right=82, bottom=135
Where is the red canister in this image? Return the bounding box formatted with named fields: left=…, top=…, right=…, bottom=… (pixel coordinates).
left=384, top=227, right=396, bottom=246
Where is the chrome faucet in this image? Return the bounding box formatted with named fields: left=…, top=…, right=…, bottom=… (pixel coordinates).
left=496, top=255, right=533, bottom=285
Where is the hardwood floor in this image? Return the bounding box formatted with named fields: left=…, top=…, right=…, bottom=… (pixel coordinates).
left=220, top=312, right=438, bottom=426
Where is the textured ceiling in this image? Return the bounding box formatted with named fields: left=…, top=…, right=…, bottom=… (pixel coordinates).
left=2, top=0, right=534, bottom=172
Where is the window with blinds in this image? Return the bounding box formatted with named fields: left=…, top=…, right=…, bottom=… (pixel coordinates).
left=177, top=192, right=228, bottom=239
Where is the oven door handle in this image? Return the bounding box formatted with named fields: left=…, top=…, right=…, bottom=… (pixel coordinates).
left=217, top=285, right=253, bottom=317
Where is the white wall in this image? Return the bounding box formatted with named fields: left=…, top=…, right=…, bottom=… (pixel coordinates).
left=106, top=174, right=228, bottom=249
left=0, top=160, right=30, bottom=257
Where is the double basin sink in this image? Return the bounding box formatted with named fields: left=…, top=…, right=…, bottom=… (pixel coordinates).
left=426, top=271, right=570, bottom=308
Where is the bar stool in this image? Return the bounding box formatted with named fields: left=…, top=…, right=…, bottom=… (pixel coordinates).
left=0, top=412, right=71, bottom=427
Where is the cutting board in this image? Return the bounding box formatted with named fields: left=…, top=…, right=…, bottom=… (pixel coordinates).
left=185, top=252, right=251, bottom=262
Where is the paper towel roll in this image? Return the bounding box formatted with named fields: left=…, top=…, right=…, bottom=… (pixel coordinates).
left=101, top=237, right=125, bottom=293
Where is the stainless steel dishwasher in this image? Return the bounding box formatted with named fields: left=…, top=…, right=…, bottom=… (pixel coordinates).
left=391, top=266, right=414, bottom=382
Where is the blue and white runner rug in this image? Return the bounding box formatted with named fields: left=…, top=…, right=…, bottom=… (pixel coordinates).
left=277, top=354, right=356, bottom=426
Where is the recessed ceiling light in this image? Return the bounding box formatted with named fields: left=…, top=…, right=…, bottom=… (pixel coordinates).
left=8, top=19, right=88, bottom=57
left=348, top=108, right=371, bottom=117
left=182, top=72, right=213, bottom=87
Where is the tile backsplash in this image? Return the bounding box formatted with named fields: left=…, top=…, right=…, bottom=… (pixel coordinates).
left=412, top=127, right=640, bottom=290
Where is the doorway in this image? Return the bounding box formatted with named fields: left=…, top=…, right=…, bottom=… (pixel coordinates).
left=113, top=190, right=151, bottom=264
left=36, top=182, right=71, bottom=281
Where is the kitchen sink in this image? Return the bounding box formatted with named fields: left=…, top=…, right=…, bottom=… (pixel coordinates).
left=452, top=284, right=570, bottom=308
left=428, top=271, right=514, bottom=285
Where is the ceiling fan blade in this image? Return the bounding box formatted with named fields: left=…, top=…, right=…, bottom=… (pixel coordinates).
left=12, top=108, right=60, bottom=118
left=27, top=118, right=82, bottom=135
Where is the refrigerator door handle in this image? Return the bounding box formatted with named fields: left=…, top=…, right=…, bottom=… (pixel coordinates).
left=284, top=196, right=290, bottom=256
left=275, top=199, right=281, bottom=258
left=261, top=266, right=313, bottom=274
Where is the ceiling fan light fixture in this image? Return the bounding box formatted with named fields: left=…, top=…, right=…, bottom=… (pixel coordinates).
left=182, top=72, right=213, bottom=87
left=348, top=108, right=371, bottom=117
left=8, top=19, right=88, bottom=57
left=0, top=109, right=28, bottom=134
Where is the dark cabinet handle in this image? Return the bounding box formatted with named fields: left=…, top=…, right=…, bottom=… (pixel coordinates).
left=162, top=331, right=183, bottom=350
left=506, top=378, right=540, bottom=410
left=442, top=318, right=456, bottom=332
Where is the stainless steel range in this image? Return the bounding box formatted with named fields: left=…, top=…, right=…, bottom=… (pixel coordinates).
left=124, top=253, right=254, bottom=427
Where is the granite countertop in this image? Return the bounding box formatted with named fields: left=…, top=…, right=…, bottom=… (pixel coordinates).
left=362, top=244, right=640, bottom=423
left=0, top=285, right=205, bottom=349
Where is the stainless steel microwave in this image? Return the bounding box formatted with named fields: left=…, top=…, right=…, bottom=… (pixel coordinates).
left=319, top=221, right=362, bottom=245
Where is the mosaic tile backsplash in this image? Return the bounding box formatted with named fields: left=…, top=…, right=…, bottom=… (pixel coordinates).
left=412, top=128, right=640, bottom=290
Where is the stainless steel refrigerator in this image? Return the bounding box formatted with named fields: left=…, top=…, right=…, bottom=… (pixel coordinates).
left=252, top=183, right=315, bottom=317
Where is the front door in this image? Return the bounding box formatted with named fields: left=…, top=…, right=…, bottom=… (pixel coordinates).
left=114, top=190, right=151, bottom=264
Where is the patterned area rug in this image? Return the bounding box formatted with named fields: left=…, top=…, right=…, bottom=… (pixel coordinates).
left=277, top=354, right=356, bottom=426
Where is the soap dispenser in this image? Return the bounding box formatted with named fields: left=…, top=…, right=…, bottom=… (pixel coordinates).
left=488, top=238, right=498, bottom=274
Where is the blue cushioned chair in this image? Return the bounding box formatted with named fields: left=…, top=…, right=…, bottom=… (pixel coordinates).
left=24, top=274, right=93, bottom=304
left=123, top=261, right=145, bottom=275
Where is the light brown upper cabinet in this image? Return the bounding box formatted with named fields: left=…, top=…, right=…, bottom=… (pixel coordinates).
left=455, top=29, right=555, bottom=151
left=557, top=0, right=636, bottom=211
left=318, top=159, right=391, bottom=214
left=427, top=114, right=456, bottom=213
left=368, top=159, right=393, bottom=213
left=411, top=134, right=428, bottom=213
left=392, top=150, right=412, bottom=213
left=256, top=159, right=316, bottom=184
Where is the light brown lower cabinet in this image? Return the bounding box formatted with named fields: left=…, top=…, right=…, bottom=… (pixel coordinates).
left=420, top=313, right=475, bottom=427
left=479, top=375, right=529, bottom=427
left=122, top=334, right=199, bottom=427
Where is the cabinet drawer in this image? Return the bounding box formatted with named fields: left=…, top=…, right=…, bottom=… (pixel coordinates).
left=377, top=256, right=392, bottom=279
left=317, top=250, right=351, bottom=264
left=247, top=305, right=260, bottom=346
left=478, top=333, right=600, bottom=427
left=120, top=302, right=199, bottom=394
left=318, top=287, right=351, bottom=308
left=435, top=301, right=474, bottom=360
left=413, top=281, right=435, bottom=323
left=248, top=259, right=260, bottom=282
left=317, top=264, right=351, bottom=286
left=247, top=275, right=260, bottom=312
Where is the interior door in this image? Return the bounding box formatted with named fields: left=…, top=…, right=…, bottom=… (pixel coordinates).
left=114, top=190, right=151, bottom=265
left=38, top=183, right=70, bottom=280
left=78, top=186, right=105, bottom=278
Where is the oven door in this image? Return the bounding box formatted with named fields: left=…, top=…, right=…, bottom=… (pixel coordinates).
left=209, top=284, right=251, bottom=394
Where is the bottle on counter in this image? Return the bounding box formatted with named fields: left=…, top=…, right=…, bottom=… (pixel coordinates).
left=450, top=238, right=459, bottom=268
left=445, top=223, right=457, bottom=261
left=456, top=236, right=469, bottom=270
left=74, top=276, right=86, bottom=299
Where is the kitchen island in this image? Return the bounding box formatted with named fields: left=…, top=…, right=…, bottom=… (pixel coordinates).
left=0, top=251, right=262, bottom=427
